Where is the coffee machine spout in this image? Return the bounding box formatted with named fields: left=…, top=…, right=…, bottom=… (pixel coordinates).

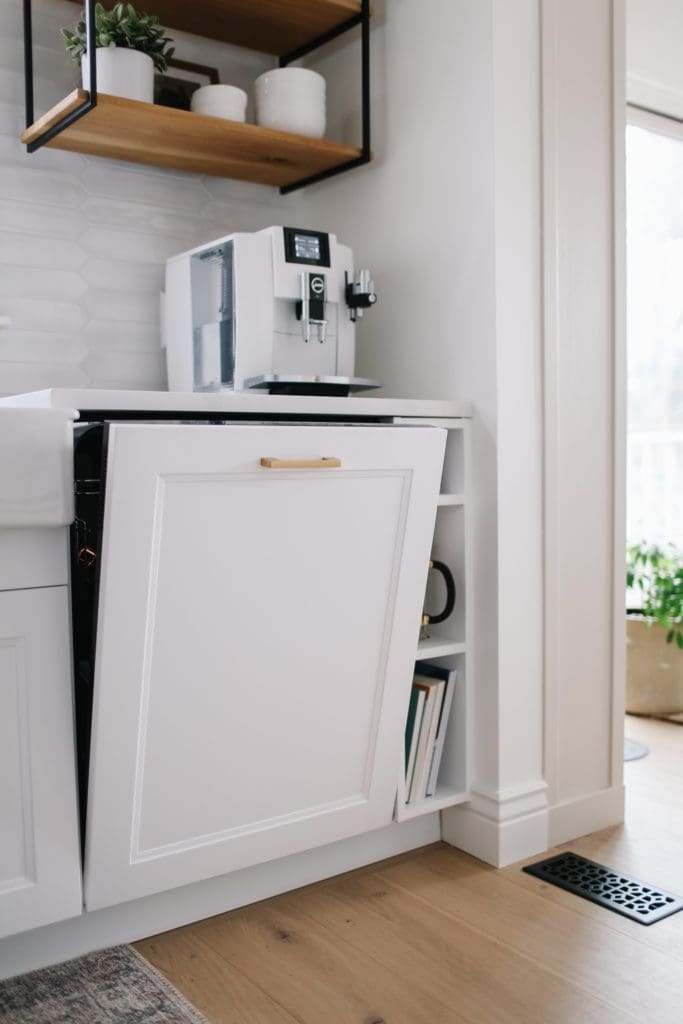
left=296, top=270, right=328, bottom=344
left=345, top=269, right=377, bottom=322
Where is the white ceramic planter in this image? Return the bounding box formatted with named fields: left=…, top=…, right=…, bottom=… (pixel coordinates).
left=190, top=85, right=248, bottom=122
left=82, top=47, right=154, bottom=103
left=255, top=67, right=326, bottom=138
left=626, top=617, right=683, bottom=715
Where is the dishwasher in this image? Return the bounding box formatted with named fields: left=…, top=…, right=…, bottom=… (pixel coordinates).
left=69, top=411, right=446, bottom=911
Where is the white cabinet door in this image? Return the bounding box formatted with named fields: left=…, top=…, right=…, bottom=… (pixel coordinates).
left=0, top=587, right=82, bottom=939
left=85, top=423, right=445, bottom=910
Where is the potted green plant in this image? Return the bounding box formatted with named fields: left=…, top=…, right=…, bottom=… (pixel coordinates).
left=62, top=3, right=174, bottom=104
left=626, top=541, right=683, bottom=715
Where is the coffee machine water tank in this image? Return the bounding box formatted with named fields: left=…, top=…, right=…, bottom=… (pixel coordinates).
left=163, top=226, right=379, bottom=396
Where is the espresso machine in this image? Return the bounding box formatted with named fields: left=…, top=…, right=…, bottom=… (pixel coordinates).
left=163, top=225, right=379, bottom=395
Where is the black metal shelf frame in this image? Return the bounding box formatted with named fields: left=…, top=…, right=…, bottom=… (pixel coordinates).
left=21, top=0, right=371, bottom=194
left=23, top=0, right=97, bottom=151
left=278, top=0, right=371, bottom=194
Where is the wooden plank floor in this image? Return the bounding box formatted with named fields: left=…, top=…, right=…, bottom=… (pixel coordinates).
left=135, top=715, right=683, bottom=1024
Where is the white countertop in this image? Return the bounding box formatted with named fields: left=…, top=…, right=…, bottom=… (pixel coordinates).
left=0, top=389, right=472, bottom=420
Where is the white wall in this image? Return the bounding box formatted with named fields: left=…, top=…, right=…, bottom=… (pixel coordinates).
left=627, top=0, right=683, bottom=117
left=298, top=0, right=503, bottom=800
left=490, top=0, right=544, bottom=837
left=302, top=0, right=624, bottom=865
left=0, top=0, right=299, bottom=397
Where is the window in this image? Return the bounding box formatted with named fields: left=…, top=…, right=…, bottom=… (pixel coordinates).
left=626, top=109, right=683, bottom=548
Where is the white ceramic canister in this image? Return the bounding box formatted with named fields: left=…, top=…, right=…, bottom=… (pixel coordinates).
left=254, top=67, right=326, bottom=138
left=190, top=84, right=248, bottom=122
left=82, top=46, right=154, bottom=103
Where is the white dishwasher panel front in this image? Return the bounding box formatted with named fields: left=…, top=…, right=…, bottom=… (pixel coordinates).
left=84, top=422, right=445, bottom=910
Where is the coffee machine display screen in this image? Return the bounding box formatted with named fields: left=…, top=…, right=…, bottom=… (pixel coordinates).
left=295, top=234, right=321, bottom=260
left=283, top=227, right=331, bottom=267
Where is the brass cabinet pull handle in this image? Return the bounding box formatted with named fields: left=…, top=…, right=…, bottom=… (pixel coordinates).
left=260, top=457, right=342, bottom=469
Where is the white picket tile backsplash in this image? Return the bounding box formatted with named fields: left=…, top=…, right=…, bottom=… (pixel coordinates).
left=81, top=196, right=214, bottom=240
left=1, top=297, right=86, bottom=333
left=81, top=259, right=165, bottom=294
left=81, top=163, right=210, bottom=213
left=0, top=330, right=86, bottom=363
left=0, top=361, right=90, bottom=393
left=201, top=175, right=283, bottom=208
left=78, top=226, right=189, bottom=265
left=0, top=198, right=87, bottom=238
left=81, top=348, right=167, bottom=388
left=0, top=102, right=25, bottom=136
left=0, top=266, right=87, bottom=301
left=82, top=289, right=160, bottom=325
left=86, top=321, right=163, bottom=353
left=0, top=41, right=73, bottom=82
left=0, top=232, right=86, bottom=270
left=0, top=0, right=300, bottom=396
left=0, top=164, right=86, bottom=207
left=0, top=132, right=88, bottom=172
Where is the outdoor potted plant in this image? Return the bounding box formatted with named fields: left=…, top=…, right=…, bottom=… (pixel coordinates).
left=626, top=541, right=683, bottom=715
left=62, top=2, right=174, bottom=104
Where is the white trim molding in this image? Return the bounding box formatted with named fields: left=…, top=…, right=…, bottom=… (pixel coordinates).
left=444, top=0, right=624, bottom=867
left=611, top=0, right=628, bottom=815
left=548, top=785, right=625, bottom=847
left=540, top=0, right=625, bottom=839
left=442, top=781, right=549, bottom=868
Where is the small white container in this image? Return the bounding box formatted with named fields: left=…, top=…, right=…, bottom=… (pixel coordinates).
left=255, top=67, right=326, bottom=138
left=82, top=47, right=154, bottom=103
left=190, top=84, right=248, bottom=122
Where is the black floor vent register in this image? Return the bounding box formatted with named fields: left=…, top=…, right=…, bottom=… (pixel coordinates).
left=523, top=852, right=683, bottom=925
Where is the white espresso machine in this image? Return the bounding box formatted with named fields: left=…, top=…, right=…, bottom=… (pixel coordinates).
left=163, top=225, right=379, bottom=395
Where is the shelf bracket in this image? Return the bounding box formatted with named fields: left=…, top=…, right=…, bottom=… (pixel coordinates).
left=23, top=0, right=97, bottom=153
left=278, top=0, right=371, bottom=194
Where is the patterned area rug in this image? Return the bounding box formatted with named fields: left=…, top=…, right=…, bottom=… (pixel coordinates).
left=0, top=945, right=208, bottom=1023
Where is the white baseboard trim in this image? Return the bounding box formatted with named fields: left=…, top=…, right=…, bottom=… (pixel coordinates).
left=548, top=785, right=625, bottom=847
left=0, top=815, right=440, bottom=981
left=443, top=783, right=626, bottom=866
left=441, top=780, right=549, bottom=867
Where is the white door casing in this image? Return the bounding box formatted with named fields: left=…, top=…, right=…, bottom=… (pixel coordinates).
left=85, top=423, right=445, bottom=910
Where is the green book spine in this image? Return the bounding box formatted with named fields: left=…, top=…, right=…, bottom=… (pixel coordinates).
left=404, top=687, right=421, bottom=773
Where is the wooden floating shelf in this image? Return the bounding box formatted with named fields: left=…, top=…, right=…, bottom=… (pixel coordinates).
left=21, top=91, right=363, bottom=187
left=66, top=0, right=365, bottom=53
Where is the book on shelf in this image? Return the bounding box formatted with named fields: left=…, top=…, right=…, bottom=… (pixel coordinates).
left=404, top=685, right=426, bottom=799
left=415, top=660, right=457, bottom=797
left=407, top=675, right=445, bottom=803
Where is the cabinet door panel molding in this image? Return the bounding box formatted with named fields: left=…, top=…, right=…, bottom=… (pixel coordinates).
left=84, top=422, right=446, bottom=910
left=0, top=588, right=82, bottom=939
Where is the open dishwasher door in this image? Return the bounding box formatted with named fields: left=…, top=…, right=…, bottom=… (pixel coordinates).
left=83, top=421, right=445, bottom=910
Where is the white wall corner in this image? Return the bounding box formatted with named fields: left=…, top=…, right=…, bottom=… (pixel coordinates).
left=548, top=785, right=625, bottom=847
left=491, top=0, right=546, bottom=808
left=627, top=72, right=683, bottom=121
left=541, top=0, right=624, bottom=832
left=441, top=780, right=549, bottom=868
left=626, top=0, right=683, bottom=120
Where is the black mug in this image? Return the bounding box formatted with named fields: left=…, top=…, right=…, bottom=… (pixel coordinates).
left=422, top=559, right=456, bottom=627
